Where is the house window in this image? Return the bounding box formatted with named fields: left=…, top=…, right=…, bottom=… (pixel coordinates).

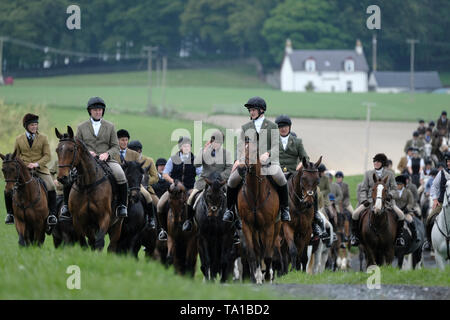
left=344, top=59, right=354, bottom=72
left=347, top=81, right=353, bottom=92
left=305, top=59, right=316, bottom=72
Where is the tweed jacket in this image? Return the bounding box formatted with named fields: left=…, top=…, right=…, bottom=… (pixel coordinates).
left=14, top=132, right=51, bottom=175
left=140, top=154, right=159, bottom=194
left=279, top=134, right=309, bottom=174
left=76, top=119, right=119, bottom=161
left=114, top=148, right=141, bottom=163
left=359, top=168, right=397, bottom=204
left=394, top=188, right=415, bottom=212
left=194, top=145, right=232, bottom=188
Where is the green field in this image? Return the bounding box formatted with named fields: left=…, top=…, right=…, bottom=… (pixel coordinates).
left=1, top=67, right=449, bottom=122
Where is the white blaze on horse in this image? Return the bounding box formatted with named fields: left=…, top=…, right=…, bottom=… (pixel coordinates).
left=432, top=171, right=450, bottom=270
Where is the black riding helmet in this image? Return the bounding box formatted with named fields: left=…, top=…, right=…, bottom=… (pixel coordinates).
left=395, top=175, right=407, bottom=185
left=318, top=164, right=327, bottom=173
left=155, top=158, right=167, bottom=167
left=87, top=96, right=106, bottom=116
left=128, top=140, right=143, bottom=152
left=244, top=96, right=266, bottom=120
left=275, top=114, right=292, bottom=128
left=335, top=171, right=344, bottom=178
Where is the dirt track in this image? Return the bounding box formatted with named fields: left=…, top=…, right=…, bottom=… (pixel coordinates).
left=183, top=114, right=418, bottom=175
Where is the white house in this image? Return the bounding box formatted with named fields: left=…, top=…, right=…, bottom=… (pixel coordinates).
left=369, top=71, right=442, bottom=93
left=280, top=39, right=369, bottom=92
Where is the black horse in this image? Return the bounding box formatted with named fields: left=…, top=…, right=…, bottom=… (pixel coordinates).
left=116, top=161, right=147, bottom=257
left=195, top=172, right=235, bottom=282
left=395, top=215, right=425, bottom=269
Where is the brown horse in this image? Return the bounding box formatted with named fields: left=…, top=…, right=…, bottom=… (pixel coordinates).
left=55, top=126, right=123, bottom=252
left=166, top=180, right=198, bottom=277
left=283, top=156, right=322, bottom=271
left=237, top=139, right=281, bottom=284
left=1, top=151, right=48, bottom=246
left=360, top=173, right=397, bottom=266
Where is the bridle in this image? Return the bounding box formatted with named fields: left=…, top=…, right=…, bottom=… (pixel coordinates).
left=292, top=168, right=317, bottom=206
left=57, top=138, right=79, bottom=170
left=202, top=186, right=226, bottom=217
left=3, top=159, right=34, bottom=186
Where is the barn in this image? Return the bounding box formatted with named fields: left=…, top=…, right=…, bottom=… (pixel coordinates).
left=368, top=71, right=442, bottom=93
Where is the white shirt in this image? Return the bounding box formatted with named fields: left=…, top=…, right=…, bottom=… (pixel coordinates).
left=253, top=116, right=265, bottom=134
left=398, top=187, right=404, bottom=198
left=375, top=168, right=383, bottom=178
left=90, top=118, right=102, bottom=136
left=25, top=131, right=36, bottom=141
left=281, top=134, right=290, bottom=150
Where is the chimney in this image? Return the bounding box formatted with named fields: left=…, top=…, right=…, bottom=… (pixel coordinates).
left=355, top=39, right=363, bottom=55
left=285, top=38, right=293, bottom=55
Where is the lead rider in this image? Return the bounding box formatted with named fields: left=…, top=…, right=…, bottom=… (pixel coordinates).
left=223, top=96, right=291, bottom=224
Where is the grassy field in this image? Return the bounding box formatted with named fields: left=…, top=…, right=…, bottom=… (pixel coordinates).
left=1, top=68, right=449, bottom=122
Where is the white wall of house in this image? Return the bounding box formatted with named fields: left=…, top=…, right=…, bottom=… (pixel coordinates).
left=280, top=56, right=294, bottom=91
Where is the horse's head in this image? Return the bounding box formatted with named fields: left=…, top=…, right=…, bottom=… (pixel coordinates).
left=1, top=150, right=22, bottom=191
left=371, top=173, right=389, bottom=215
left=296, top=156, right=322, bottom=205
left=204, top=172, right=227, bottom=218
left=55, top=126, right=79, bottom=185
left=168, top=180, right=187, bottom=222
left=122, top=160, right=144, bottom=201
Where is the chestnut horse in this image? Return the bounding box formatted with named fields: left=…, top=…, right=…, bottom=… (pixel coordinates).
left=55, top=126, right=123, bottom=252
left=283, top=156, right=322, bottom=271
left=360, top=173, right=397, bottom=266
left=1, top=152, right=48, bottom=246
left=166, top=180, right=198, bottom=277
left=237, top=139, right=281, bottom=284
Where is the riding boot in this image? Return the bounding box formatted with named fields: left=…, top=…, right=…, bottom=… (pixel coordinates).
left=182, top=204, right=195, bottom=232
left=407, top=220, right=420, bottom=243
left=350, top=218, right=361, bottom=247
left=46, top=190, right=58, bottom=226
left=4, top=191, right=14, bottom=225
left=395, top=220, right=406, bottom=247
left=116, top=183, right=128, bottom=218
left=223, top=186, right=239, bottom=223
left=145, top=202, right=156, bottom=229
left=60, top=184, right=72, bottom=221
left=277, top=184, right=291, bottom=222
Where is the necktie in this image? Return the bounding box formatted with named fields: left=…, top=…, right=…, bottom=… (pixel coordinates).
left=120, top=150, right=125, bottom=162
left=28, top=135, right=34, bottom=148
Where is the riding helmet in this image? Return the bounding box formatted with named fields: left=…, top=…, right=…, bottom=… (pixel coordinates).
left=178, top=136, right=192, bottom=148
left=413, top=131, right=419, bottom=137
left=128, top=140, right=143, bottom=152
left=318, top=164, right=327, bottom=173
left=444, top=152, right=450, bottom=161
left=372, top=153, right=388, bottom=167
left=117, top=129, right=130, bottom=139
left=87, top=96, right=106, bottom=116
left=244, top=96, right=266, bottom=112
left=335, top=171, right=344, bottom=178
left=395, top=175, right=407, bottom=185
left=155, top=158, right=167, bottom=167
left=210, top=130, right=224, bottom=144
left=22, top=113, right=39, bottom=129
left=275, top=114, right=292, bottom=128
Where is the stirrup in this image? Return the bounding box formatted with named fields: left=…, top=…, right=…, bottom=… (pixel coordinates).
left=5, top=214, right=14, bottom=225
left=395, top=237, right=405, bottom=247
left=280, top=208, right=291, bottom=222
left=223, top=209, right=234, bottom=223
left=116, top=205, right=128, bottom=218
left=233, top=230, right=240, bottom=245
left=182, top=220, right=192, bottom=232
left=350, top=235, right=360, bottom=247
left=47, top=215, right=57, bottom=226
left=60, top=205, right=72, bottom=221
left=158, top=229, right=168, bottom=241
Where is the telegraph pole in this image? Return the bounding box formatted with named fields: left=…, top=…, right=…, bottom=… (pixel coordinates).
left=161, top=55, right=167, bottom=114
left=143, top=46, right=158, bottom=115
left=0, top=36, right=5, bottom=85
left=363, top=102, right=376, bottom=173
left=406, top=39, right=419, bottom=93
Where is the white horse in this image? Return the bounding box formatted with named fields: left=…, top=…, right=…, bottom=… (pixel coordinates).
left=431, top=170, right=450, bottom=270
left=306, top=210, right=335, bottom=274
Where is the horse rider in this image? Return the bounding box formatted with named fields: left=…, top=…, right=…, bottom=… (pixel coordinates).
left=398, top=147, right=414, bottom=175
left=115, top=132, right=156, bottom=227
left=183, top=130, right=232, bottom=232
left=350, top=153, right=406, bottom=247
left=156, top=136, right=202, bottom=241
left=404, top=131, right=425, bottom=158
left=407, top=147, right=424, bottom=188
left=335, top=171, right=352, bottom=241
left=5, top=113, right=58, bottom=226
left=425, top=151, right=450, bottom=249
left=436, top=110, right=450, bottom=135
left=328, top=172, right=344, bottom=214
left=318, top=164, right=333, bottom=214
left=222, top=96, right=291, bottom=225
left=404, top=174, right=421, bottom=217
left=417, top=119, right=426, bottom=137
left=394, top=175, right=419, bottom=243
left=60, top=97, right=128, bottom=220
left=150, top=158, right=171, bottom=199
left=127, top=139, right=160, bottom=206
left=274, top=114, right=328, bottom=239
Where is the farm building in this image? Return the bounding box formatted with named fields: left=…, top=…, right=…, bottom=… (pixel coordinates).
left=280, top=39, right=369, bottom=93
left=368, top=71, right=442, bottom=93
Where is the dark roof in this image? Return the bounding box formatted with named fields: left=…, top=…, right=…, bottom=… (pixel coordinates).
left=372, top=71, right=442, bottom=89
left=287, top=50, right=369, bottom=72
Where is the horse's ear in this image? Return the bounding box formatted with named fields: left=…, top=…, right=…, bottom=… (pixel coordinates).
left=373, top=173, right=378, bottom=183
left=302, top=157, right=308, bottom=169
left=314, top=156, right=322, bottom=168
left=55, top=128, right=63, bottom=139
left=382, top=175, right=389, bottom=184
left=67, top=126, right=74, bottom=139
left=0, top=153, right=5, bottom=160
left=205, top=178, right=212, bottom=186
left=11, top=149, right=17, bottom=159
